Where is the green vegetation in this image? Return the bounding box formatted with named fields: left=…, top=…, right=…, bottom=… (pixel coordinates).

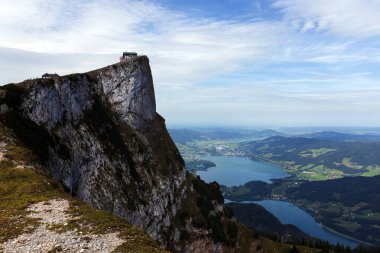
left=175, top=174, right=240, bottom=246
left=260, top=237, right=321, bottom=253
left=185, top=159, right=216, bottom=171
left=169, top=128, right=282, bottom=170
left=171, top=130, right=380, bottom=248
left=168, top=128, right=282, bottom=145
left=238, top=136, right=380, bottom=180
left=228, top=186, right=251, bottom=196
left=362, top=165, right=380, bottom=177
left=170, top=129, right=380, bottom=181
left=175, top=139, right=240, bottom=171
left=338, top=158, right=363, bottom=170
left=299, top=148, right=337, bottom=158
left=0, top=126, right=167, bottom=252
left=180, top=140, right=239, bottom=157
left=227, top=202, right=310, bottom=243
left=175, top=143, right=203, bottom=158
left=222, top=175, right=380, bottom=247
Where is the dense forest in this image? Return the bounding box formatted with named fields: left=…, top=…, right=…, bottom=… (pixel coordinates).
left=222, top=175, right=380, bottom=246
left=238, top=136, right=380, bottom=177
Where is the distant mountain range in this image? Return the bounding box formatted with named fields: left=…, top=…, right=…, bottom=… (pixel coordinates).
left=169, top=128, right=380, bottom=144
left=169, top=128, right=380, bottom=179
left=169, top=128, right=380, bottom=249
left=303, top=131, right=380, bottom=142
left=238, top=135, right=380, bottom=179
left=223, top=176, right=380, bottom=247
left=168, top=128, right=283, bottom=144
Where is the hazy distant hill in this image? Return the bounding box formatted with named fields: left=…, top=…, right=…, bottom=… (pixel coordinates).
left=227, top=202, right=311, bottom=243
left=223, top=176, right=380, bottom=247
left=239, top=136, right=380, bottom=179
left=169, top=128, right=283, bottom=144
left=304, top=131, right=380, bottom=142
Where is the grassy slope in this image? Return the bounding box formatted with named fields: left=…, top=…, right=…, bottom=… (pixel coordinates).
left=0, top=125, right=168, bottom=253
left=0, top=123, right=321, bottom=253
left=260, top=237, right=320, bottom=253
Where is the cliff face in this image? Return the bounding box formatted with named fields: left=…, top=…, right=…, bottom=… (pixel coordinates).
left=0, top=56, right=258, bottom=252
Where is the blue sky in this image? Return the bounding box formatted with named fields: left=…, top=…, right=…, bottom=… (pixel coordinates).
left=1, top=0, right=380, bottom=127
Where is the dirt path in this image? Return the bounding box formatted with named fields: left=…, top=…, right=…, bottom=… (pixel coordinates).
left=0, top=141, right=6, bottom=161
left=0, top=199, right=125, bottom=253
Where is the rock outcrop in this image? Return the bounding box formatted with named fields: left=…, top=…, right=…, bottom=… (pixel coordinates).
left=0, top=56, right=259, bottom=252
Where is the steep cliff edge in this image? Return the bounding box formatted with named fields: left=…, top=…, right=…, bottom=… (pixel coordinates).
left=0, top=125, right=168, bottom=253
left=0, top=56, right=259, bottom=252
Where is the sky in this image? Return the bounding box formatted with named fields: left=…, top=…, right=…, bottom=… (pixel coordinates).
left=1, top=0, right=380, bottom=128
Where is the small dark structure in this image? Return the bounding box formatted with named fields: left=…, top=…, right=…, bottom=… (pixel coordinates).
left=42, top=73, right=60, bottom=78
left=120, top=51, right=137, bottom=62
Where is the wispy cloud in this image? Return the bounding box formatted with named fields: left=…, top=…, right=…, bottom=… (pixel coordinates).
left=273, top=0, right=380, bottom=38
left=158, top=76, right=380, bottom=127
left=0, top=0, right=379, bottom=127
left=0, top=0, right=283, bottom=86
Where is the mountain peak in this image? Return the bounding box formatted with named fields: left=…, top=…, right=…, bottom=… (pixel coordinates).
left=0, top=57, right=259, bottom=252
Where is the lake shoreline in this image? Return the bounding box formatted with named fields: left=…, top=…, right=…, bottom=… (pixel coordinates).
left=197, top=154, right=363, bottom=247
left=229, top=198, right=366, bottom=248
left=196, top=154, right=289, bottom=186
left=288, top=201, right=371, bottom=247
left=321, top=224, right=370, bottom=247
left=194, top=153, right=298, bottom=180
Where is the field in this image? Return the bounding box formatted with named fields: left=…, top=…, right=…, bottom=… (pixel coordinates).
left=222, top=175, right=380, bottom=247
left=170, top=129, right=380, bottom=248
left=174, top=136, right=380, bottom=181
left=237, top=137, right=380, bottom=181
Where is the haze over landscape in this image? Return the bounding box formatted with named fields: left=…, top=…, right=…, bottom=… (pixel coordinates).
left=2, top=1, right=380, bottom=252
left=1, top=0, right=380, bottom=127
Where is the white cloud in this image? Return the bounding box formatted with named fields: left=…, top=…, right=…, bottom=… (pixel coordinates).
left=158, top=75, right=380, bottom=127
left=301, top=21, right=315, bottom=32
left=0, top=0, right=283, bottom=86
left=1, top=0, right=380, bottom=127
left=273, top=0, right=380, bottom=38
left=1, top=0, right=378, bottom=85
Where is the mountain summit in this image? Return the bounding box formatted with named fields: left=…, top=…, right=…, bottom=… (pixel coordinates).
left=0, top=56, right=258, bottom=252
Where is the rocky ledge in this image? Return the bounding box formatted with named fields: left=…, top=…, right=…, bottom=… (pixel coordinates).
left=0, top=56, right=260, bottom=252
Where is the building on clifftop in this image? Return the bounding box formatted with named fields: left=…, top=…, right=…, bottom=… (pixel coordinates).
left=120, top=51, right=137, bottom=62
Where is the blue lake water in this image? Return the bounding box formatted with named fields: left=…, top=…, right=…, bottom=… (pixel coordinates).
left=196, top=155, right=289, bottom=186
left=197, top=155, right=360, bottom=248
left=245, top=200, right=359, bottom=248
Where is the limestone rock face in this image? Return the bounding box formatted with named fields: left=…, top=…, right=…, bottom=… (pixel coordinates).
left=97, top=57, right=156, bottom=129
left=0, top=56, right=258, bottom=252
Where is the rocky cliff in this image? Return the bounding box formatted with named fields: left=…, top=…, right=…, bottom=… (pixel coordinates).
left=0, top=56, right=259, bottom=252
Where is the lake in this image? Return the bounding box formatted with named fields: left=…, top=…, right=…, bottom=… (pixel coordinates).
left=244, top=200, right=359, bottom=248
left=196, top=155, right=289, bottom=186
left=197, top=155, right=359, bottom=248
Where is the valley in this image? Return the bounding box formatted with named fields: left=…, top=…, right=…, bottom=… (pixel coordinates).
left=170, top=129, right=380, bottom=181
left=237, top=136, right=380, bottom=180
left=169, top=128, right=380, bottom=248
left=222, top=176, right=380, bottom=247
left=3, top=1, right=380, bottom=252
